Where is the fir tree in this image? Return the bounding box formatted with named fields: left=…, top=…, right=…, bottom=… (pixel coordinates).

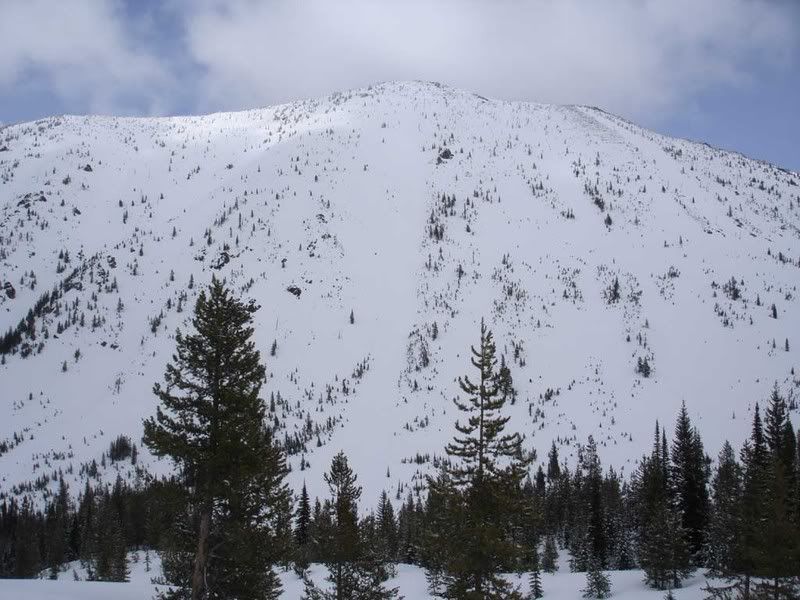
left=528, top=544, right=544, bottom=599
left=635, top=423, right=692, bottom=590
left=325, top=451, right=361, bottom=591
left=547, top=443, right=561, bottom=482
left=46, top=477, right=70, bottom=579
left=541, top=535, right=559, bottom=573
left=670, top=402, right=709, bottom=565
left=568, top=437, right=607, bottom=571
left=376, top=491, right=398, bottom=561
left=14, top=497, right=41, bottom=578
left=755, top=459, right=800, bottom=599
left=705, top=441, right=741, bottom=578
left=765, top=384, right=788, bottom=459
left=303, top=452, right=398, bottom=600
left=92, top=494, right=128, bottom=582
left=395, top=493, right=417, bottom=565
left=295, top=482, right=312, bottom=570
left=581, top=558, right=611, bottom=599
left=142, top=277, right=290, bottom=600
left=426, top=319, right=530, bottom=599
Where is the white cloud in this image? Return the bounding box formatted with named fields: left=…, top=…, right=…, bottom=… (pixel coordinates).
left=0, top=0, right=796, bottom=122
left=0, top=0, right=171, bottom=115
left=182, top=0, right=798, bottom=120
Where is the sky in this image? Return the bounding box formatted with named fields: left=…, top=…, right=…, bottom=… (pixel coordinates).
left=1, top=0, right=798, bottom=171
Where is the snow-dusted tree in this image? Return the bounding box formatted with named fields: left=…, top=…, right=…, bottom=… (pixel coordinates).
left=541, top=535, right=559, bottom=573
left=581, top=558, right=611, bottom=599
left=528, top=544, right=544, bottom=599
left=143, top=277, right=290, bottom=600
left=670, top=402, right=709, bottom=565
left=634, top=423, right=691, bottom=590
left=425, top=319, right=530, bottom=599
left=302, top=452, right=398, bottom=600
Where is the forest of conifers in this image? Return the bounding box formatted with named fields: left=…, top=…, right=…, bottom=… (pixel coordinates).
left=0, top=279, right=797, bottom=600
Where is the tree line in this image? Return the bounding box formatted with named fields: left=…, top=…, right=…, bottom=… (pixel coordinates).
left=0, top=278, right=798, bottom=599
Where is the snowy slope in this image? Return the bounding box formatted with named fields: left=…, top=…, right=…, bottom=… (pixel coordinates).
left=0, top=81, right=798, bottom=505
left=0, top=563, right=717, bottom=600
left=0, top=552, right=714, bottom=600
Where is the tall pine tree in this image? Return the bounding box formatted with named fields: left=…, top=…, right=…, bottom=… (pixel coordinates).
left=634, top=423, right=691, bottom=590
left=303, top=451, right=397, bottom=600
left=426, top=319, right=530, bottom=599
left=143, top=277, right=290, bottom=600
left=670, top=402, right=709, bottom=566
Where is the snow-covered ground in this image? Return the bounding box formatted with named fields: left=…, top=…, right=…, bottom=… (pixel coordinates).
left=0, top=551, right=714, bottom=599
left=0, top=81, right=798, bottom=507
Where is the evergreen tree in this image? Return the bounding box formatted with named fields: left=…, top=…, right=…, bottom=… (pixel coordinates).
left=635, top=423, right=691, bottom=590
left=396, top=492, right=420, bottom=565
left=303, top=452, right=397, bottom=600
left=745, top=387, right=800, bottom=597
left=376, top=491, right=398, bottom=561
left=705, top=441, right=741, bottom=577
left=541, top=535, right=559, bottom=573
left=765, top=385, right=789, bottom=463
left=325, top=451, right=361, bottom=593
left=13, top=497, right=41, bottom=578
left=46, top=477, right=70, bottom=578
left=309, top=498, right=333, bottom=563
left=733, top=404, right=768, bottom=597
left=543, top=444, right=564, bottom=536
left=568, top=437, right=607, bottom=571
left=92, top=493, right=128, bottom=582
left=528, top=544, right=544, bottom=599
left=581, top=558, right=611, bottom=599
left=547, top=443, right=561, bottom=482
left=670, top=402, right=709, bottom=565
left=602, top=468, right=632, bottom=571
left=755, top=459, right=800, bottom=599
left=497, top=354, right=516, bottom=404
left=426, top=319, right=530, bottom=599
left=142, top=277, right=290, bottom=600
left=295, top=483, right=312, bottom=570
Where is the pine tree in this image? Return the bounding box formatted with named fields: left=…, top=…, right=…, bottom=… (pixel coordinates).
left=608, top=276, right=620, bottom=303
left=581, top=558, right=611, bottom=599
left=541, top=535, right=558, bottom=573
left=14, top=497, right=41, bottom=578
left=295, top=483, right=311, bottom=570
left=756, top=459, right=800, bottom=599
left=376, top=491, right=398, bottom=561
left=303, top=452, right=398, bottom=600
left=92, top=493, right=128, bottom=582
left=635, top=423, right=691, bottom=590
left=765, top=384, right=788, bottom=459
left=744, top=386, right=800, bottom=597
left=705, top=441, right=741, bottom=578
left=568, top=436, right=607, bottom=571
left=528, top=544, right=544, bottom=599
left=670, top=402, right=709, bottom=565
left=497, top=354, right=516, bottom=404
left=547, top=443, right=561, bottom=482
left=325, top=451, right=361, bottom=594
left=46, top=477, right=70, bottom=578
left=426, top=319, right=529, bottom=599
left=142, top=277, right=290, bottom=600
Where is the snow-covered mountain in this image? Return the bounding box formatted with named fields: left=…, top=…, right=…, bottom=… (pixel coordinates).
left=1, top=81, right=798, bottom=504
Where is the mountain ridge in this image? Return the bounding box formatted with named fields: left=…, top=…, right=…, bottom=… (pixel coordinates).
left=0, top=80, right=798, bottom=504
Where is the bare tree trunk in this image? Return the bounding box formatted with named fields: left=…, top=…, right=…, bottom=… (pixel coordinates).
left=191, top=506, right=212, bottom=600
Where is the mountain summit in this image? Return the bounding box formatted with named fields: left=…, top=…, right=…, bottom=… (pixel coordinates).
left=1, top=81, right=797, bottom=501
